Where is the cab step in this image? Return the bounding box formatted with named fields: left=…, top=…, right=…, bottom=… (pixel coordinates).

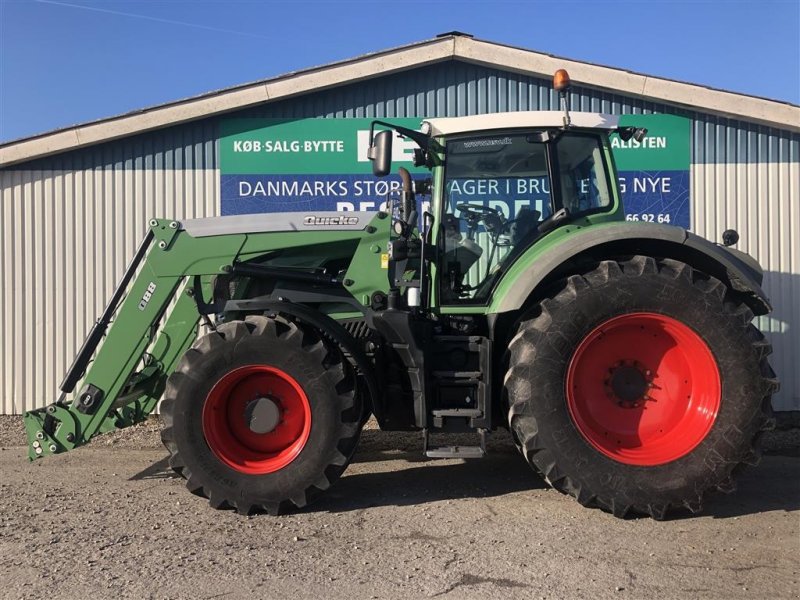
left=431, top=408, right=482, bottom=418
left=423, top=428, right=487, bottom=459
left=425, top=445, right=485, bottom=459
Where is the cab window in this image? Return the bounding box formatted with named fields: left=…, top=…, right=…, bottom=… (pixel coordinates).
left=556, top=134, right=611, bottom=214
left=439, top=131, right=611, bottom=304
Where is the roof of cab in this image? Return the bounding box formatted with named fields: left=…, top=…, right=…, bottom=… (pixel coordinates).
left=424, top=111, right=620, bottom=136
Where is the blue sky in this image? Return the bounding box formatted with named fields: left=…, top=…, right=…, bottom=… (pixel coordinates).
left=0, top=0, right=798, bottom=142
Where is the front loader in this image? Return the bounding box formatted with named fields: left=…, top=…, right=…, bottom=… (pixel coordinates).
left=25, top=70, right=777, bottom=519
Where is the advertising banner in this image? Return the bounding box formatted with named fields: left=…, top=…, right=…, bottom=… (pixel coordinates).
left=220, top=114, right=691, bottom=227
left=611, top=114, right=692, bottom=227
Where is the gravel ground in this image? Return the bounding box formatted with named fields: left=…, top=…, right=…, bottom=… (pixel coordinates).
left=1, top=415, right=798, bottom=599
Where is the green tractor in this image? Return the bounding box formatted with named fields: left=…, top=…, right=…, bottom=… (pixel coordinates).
left=24, top=70, right=777, bottom=519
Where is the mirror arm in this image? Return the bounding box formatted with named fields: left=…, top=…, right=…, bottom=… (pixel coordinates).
left=369, top=120, right=431, bottom=150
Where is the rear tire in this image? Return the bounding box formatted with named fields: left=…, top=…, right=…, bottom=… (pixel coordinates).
left=161, top=315, right=362, bottom=515
left=505, top=256, right=777, bottom=519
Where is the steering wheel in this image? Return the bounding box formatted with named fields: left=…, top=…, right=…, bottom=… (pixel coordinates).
left=455, top=203, right=506, bottom=240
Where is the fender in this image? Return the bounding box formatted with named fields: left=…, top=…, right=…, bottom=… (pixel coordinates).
left=222, top=297, right=383, bottom=424
left=491, top=222, right=771, bottom=315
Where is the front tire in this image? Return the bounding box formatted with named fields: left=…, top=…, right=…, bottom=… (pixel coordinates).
left=505, top=256, right=777, bottom=519
left=161, top=315, right=362, bottom=515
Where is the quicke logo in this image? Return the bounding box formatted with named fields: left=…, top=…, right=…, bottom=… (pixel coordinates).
left=303, top=215, right=360, bottom=226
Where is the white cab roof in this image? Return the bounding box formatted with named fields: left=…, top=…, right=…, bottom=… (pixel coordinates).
left=424, top=111, right=620, bottom=136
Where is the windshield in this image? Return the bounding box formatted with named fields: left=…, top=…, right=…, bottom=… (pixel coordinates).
left=441, top=131, right=611, bottom=303
left=445, top=132, right=552, bottom=222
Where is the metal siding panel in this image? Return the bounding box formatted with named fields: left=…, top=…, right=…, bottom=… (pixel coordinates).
left=1, top=173, right=11, bottom=413
left=8, top=171, right=18, bottom=413
left=1, top=173, right=8, bottom=414
left=789, top=159, right=800, bottom=410
left=23, top=172, right=34, bottom=413
left=43, top=169, right=55, bottom=409
left=12, top=171, right=24, bottom=414
left=496, top=73, right=507, bottom=115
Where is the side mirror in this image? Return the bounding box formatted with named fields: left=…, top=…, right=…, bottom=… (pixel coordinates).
left=368, top=129, right=393, bottom=177
left=617, top=126, right=648, bottom=143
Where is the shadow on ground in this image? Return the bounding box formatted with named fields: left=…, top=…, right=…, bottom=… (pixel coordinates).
left=312, top=430, right=540, bottom=513
left=130, top=456, right=180, bottom=481
left=699, top=454, right=800, bottom=519
left=129, top=428, right=799, bottom=519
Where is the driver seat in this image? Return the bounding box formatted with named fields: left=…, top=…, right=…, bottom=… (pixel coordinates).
left=508, top=207, right=541, bottom=246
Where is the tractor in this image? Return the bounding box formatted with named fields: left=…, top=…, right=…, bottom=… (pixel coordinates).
left=24, top=70, right=777, bottom=519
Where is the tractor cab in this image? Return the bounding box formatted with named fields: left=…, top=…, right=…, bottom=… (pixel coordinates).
left=427, top=112, right=621, bottom=304
left=368, top=108, right=645, bottom=310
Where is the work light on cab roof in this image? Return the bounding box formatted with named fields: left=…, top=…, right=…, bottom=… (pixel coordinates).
left=554, top=68, right=573, bottom=126
left=553, top=68, right=571, bottom=92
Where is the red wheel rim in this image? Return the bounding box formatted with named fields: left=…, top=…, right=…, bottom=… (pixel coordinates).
left=566, top=313, right=720, bottom=466
left=202, top=365, right=311, bottom=474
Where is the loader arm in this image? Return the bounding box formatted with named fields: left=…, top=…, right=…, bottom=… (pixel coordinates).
left=24, top=212, right=388, bottom=460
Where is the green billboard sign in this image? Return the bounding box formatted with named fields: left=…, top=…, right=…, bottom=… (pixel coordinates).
left=612, top=114, right=691, bottom=171
left=220, top=118, right=425, bottom=175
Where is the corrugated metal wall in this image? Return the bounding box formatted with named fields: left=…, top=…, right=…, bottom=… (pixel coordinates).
left=0, top=123, right=219, bottom=414
left=1, top=60, right=798, bottom=413
left=691, top=119, right=799, bottom=416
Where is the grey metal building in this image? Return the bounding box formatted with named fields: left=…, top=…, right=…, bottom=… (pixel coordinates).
left=1, top=33, right=798, bottom=415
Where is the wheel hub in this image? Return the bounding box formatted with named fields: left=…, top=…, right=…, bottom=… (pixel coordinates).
left=606, top=360, right=652, bottom=407
left=244, top=396, right=281, bottom=434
